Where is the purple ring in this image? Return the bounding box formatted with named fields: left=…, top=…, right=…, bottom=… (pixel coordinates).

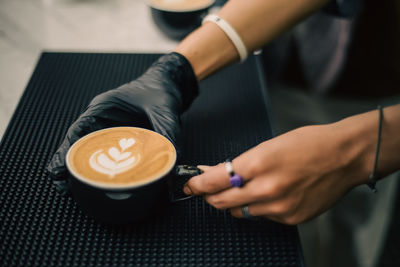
left=229, top=174, right=243, bottom=187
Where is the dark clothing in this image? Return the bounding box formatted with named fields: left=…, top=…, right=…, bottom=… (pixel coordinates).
left=263, top=0, right=400, bottom=97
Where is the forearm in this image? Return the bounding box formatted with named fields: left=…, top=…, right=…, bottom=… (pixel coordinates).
left=336, top=104, right=400, bottom=187
left=174, top=0, right=329, bottom=80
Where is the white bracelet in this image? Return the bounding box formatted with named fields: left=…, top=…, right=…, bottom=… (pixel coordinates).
left=202, top=14, right=248, bottom=62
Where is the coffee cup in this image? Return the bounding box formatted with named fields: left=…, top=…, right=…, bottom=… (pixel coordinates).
left=66, top=127, right=200, bottom=223
left=148, top=0, right=216, bottom=40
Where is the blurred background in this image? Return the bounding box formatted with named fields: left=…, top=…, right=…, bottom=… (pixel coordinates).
left=0, top=0, right=190, bottom=139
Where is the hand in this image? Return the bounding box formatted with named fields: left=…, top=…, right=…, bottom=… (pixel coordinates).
left=47, top=52, right=198, bottom=194
left=183, top=123, right=370, bottom=225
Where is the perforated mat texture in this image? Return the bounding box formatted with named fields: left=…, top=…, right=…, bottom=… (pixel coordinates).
left=0, top=53, right=304, bottom=266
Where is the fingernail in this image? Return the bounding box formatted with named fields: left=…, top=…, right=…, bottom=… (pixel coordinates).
left=183, top=185, right=193, bottom=195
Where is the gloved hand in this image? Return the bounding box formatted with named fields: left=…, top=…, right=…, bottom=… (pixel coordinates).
left=47, top=52, right=199, bottom=194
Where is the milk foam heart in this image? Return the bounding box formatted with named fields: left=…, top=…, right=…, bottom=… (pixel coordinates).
left=119, top=138, right=135, bottom=150
left=89, top=138, right=138, bottom=177
left=108, top=147, right=132, bottom=162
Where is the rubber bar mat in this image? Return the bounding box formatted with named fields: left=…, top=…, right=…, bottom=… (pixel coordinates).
left=0, top=53, right=303, bottom=266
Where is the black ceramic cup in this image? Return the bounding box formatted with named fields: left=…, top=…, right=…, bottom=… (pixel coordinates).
left=148, top=0, right=216, bottom=40
left=66, top=128, right=201, bottom=224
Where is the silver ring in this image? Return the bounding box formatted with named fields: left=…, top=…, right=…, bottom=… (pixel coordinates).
left=241, top=205, right=252, bottom=219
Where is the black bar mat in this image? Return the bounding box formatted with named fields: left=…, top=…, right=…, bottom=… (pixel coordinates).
left=0, top=52, right=303, bottom=266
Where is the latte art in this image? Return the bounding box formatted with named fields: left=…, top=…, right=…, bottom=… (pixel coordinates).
left=89, top=138, right=139, bottom=177
left=67, top=127, right=176, bottom=188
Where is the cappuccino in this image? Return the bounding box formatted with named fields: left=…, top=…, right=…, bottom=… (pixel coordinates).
left=67, top=127, right=176, bottom=188
left=149, top=0, right=214, bottom=11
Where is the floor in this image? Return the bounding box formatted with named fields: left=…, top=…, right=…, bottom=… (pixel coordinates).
left=0, top=0, right=180, bottom=139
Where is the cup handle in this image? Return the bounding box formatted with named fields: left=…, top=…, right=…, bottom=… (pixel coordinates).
left=170, top=165, right=203, bottom=203
left=104, top=165, right=202, bottom=202
left=176, top=165, right=203, bottom=177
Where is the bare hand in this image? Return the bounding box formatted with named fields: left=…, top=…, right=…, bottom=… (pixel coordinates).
left=183, top=123, right=370, bottom=225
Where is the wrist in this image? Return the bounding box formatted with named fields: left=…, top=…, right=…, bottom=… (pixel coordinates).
left=155, top=52, right=199, bottom=112
left=328, top=115, right=374, bottom=188
left=174, top=22, right=238, bottom=81
left=333, top=106, right=399, bottom=187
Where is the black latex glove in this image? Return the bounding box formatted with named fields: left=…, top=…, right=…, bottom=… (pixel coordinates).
left=47, top=52, right=199, bottom=195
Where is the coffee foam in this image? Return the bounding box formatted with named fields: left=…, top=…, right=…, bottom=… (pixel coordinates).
left=67, top=127, right=176, bottom=188
left=149, top=0, right=214, bottom=12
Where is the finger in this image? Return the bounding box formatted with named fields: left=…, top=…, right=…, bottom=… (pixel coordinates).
left=229, top=204, right=283, bottom=223
left=204, top=178, right=277, bottom=210
left=47, top=137, right=72, bottom=179
left=230, top=200, right=291, bottom=220
left=47, top=116, right=99, bottom=179
left=197, top=165, right=212, bottom=172
left=47, top=135, right=77, bottom=195
left=231, top=206, right=298, bottom=225
left=184, top=160, right=250, bottom=195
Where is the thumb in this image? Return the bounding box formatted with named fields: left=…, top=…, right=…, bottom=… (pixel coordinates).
left=47, top=116, right=98, bottom=194
left=47, top=136, right=72, bottom=195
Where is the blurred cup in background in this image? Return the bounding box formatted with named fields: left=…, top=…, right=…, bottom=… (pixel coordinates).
left=148, top=0, right=216, bottom=40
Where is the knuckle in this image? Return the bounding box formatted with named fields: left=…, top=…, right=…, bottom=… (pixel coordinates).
left=246, top=157, right=263, bottom=177
left=230, top=208, right=241, bottom=218
left=216, top=163, right=225, bottom=168
left=260, top=180, right=282, bottom=199
left=270, top=200, right=302, bottom=225
left=247, top=183, right=267, bottom=201
left=90, top=92, right=109, bottom=105
left=205, top=195, right=226, bottom=210
left=200, top=178, right=219, bottom=193
left=270, top=201, right=291, bottom=216
left=186, top=179, right=204, bottom=195
left=281, top=215, right=300, bottom=226
left=245, top=177, right=277, bottom=200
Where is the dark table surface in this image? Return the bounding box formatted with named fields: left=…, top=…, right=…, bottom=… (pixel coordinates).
left=0, top=52, right=304, bottom=266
